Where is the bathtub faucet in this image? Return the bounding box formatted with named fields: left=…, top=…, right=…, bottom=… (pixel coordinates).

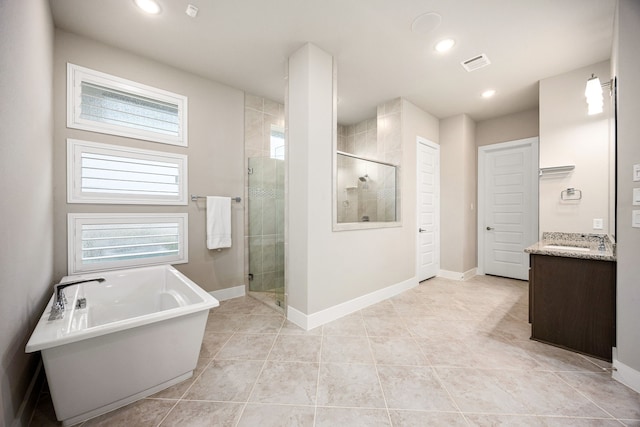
left=49, top=278, right=106, bottom=320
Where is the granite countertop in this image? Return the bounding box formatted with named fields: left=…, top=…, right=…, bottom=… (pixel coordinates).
left=524, top=232, right=616, bottom=262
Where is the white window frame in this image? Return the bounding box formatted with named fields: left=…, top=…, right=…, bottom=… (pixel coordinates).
left=67, top=139, right=188, bottom=205
left=68, top=213, right=189, bottom=274
left=67, top=63, right=188, bottom=147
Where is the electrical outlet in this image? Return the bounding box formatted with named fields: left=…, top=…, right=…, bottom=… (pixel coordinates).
left=634, top=164, right=640, bottom=182
left=634, top=188, right=640, bottom=206
left=593, top=218, right=604, bottom=230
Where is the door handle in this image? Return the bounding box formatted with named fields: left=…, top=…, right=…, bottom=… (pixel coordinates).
left=486, top=226, right=494, bottom=231
left=419, top=228, right=426, bottom=233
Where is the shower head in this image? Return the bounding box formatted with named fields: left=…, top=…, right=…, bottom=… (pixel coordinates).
left=358, top=174, right=368, bottom=182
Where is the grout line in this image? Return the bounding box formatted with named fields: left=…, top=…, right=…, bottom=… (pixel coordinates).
left=550, top=370, right=620, bottom=420
left=155, top=318, right=233, bottom=427
left=362, top=312, right=394, bottom=426
left=155, top=399, right=181, bottom=427
left=312, top=328, right=325, bottom=426
left=233, top=311, right=284, bottom=427
left=397, top=301, right=470, bottom=426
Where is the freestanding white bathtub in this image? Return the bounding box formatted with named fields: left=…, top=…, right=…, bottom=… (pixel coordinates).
left=26, top=264, right=219, bottom=426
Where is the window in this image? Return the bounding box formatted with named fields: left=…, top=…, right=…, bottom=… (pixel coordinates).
left=270, top=125, right=285, bottom=160
left=67, top=139, right=188, bottom=205
left=67, top=63, right=188, bottom=146
left=68, top=213, right=188, bottom=274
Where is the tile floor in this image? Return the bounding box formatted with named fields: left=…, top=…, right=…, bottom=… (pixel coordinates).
left=30, top=275, right=640, bottom=426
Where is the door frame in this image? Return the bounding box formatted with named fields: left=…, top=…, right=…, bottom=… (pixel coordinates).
left=477, top=137, right=539, bottom=277
left=416, top=137, right=440, bottom=281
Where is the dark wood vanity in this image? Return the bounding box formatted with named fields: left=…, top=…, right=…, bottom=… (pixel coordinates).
left=526, top=233, right=616, bottom=361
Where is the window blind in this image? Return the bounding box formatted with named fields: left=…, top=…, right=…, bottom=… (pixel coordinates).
left=81, top=152, right=180, bottom=196
left=67, top=139, right=188, bottom=205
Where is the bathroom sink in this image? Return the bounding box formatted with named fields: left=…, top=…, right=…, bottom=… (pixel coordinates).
left=543, top=245, right=591, bottom=252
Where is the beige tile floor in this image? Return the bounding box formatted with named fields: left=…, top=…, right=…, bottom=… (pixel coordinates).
left=30, top=275, right=640, bottom=426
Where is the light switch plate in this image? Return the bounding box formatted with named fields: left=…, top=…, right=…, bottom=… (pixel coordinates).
left=634, top=164, right=640, bottom=182
left=633, top=210, right=640, bottom=228
left=634, top=188, right=640, bottom=206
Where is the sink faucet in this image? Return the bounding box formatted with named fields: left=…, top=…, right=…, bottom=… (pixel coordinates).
left=598, top=236, right=607, bottom=251
left=49, top=278, right=105, bottom=321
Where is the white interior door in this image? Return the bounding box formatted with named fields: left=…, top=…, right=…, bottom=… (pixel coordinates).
left=417, top=138, right=439, bottom=282
left=479, top=138, right=538, bottom=281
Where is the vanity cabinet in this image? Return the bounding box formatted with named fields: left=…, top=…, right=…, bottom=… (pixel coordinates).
left=529, top=254, right=616, bottom=361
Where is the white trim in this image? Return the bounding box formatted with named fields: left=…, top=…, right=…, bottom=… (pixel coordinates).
left=416, top=137, right=440, bottom=282
left=286, top=305, right=309, bottom=330
left=287, top=277, right=418, bottom=331
left=463, top=267, right=477, bottom=280
left=67, top=213, right=188, bottom=274
left=437, top=270, right=464, bottom=280
left=477, top=137, right=539, bottom=278
left=437, top=268, right=477, bottom=281
left=67, top=63, right=188, bottom=147
left=66, top=139, right=188, bottom=205
left=209, top=285, right=246, bottom=302
left=612, top=349, right=640, bottom=394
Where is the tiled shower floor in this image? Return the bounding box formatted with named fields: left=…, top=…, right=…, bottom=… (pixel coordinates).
left=30, top=275, right=640, bottom=426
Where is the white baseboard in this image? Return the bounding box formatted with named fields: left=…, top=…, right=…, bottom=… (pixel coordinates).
left=286, top=276, right=418, bottom=331
left=437, top=269, right=463, bottom=280
left=286, top=305, right=309, bottom=330
left=463, top=268, right=477, bottom=280
left=438, top=268, right=477, bottom=281
left=209, top=285, right=245, bottom=302
left=612, top=349, right=640, bottom=394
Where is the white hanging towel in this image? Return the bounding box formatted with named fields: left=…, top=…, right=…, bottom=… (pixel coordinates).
left=206, top=196, right=232, bottom=249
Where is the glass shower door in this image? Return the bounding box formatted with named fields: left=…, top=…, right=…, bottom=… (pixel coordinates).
left=248, top=156, right=285, bottom=309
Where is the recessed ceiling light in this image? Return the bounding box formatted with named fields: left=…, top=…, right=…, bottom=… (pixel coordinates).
left=482, top=89, right=496, bottom=98
left=134, top=0, right=161, bottom=15
left=435, top=38, right=455, bottom=53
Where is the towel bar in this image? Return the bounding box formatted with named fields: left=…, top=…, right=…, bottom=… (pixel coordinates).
left=191, top=195, right=241, bottom=203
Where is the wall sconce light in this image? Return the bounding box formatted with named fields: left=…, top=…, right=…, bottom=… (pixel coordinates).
left=585, top=74, right=604, bottom=115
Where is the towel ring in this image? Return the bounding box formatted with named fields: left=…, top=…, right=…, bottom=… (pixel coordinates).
left=561, top=188, right=582, bottom=201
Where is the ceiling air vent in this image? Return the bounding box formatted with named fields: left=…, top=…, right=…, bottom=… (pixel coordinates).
left=461, top=53, right=491, bottom=72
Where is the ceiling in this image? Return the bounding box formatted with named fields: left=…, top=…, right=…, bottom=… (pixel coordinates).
left=50, top=0, right=616, bottom=124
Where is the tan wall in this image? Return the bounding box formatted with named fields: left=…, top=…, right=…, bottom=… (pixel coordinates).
left=614, top=0, right=640, bottom=380
left=288, top=45, right=439, bottom=315
left=0, top=0, right=55, bottom=425
left=401, top=98, right=440, bottom=273
left=440, top=114, right=477, bottom=274
left=539, top=60, right=612, bottom=236
left=462, top=115, right=478, bottom=273
left=476, top=108, right=539, bottom=147
left=53, top=30, right=245, bottom=293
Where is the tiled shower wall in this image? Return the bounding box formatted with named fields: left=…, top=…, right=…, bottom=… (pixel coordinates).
left=336, top=98, right=402, bottom=223
left=244, top=94, right=285, bottom=293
